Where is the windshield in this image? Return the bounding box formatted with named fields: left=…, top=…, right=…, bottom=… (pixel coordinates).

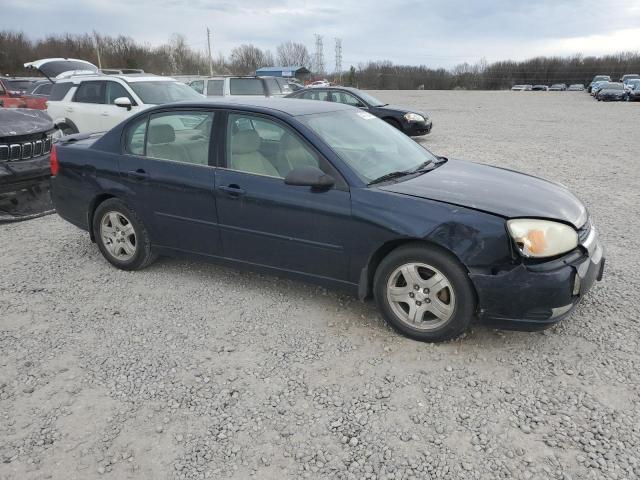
left=300, top=110, right=437, bottom=183
left=593, top=76, right=609, bottom=81
left=128, top=81, right=202, bottom=104
left=605, top=83, right=624, bottom=90
left=356, top=90, right=386, bottom=107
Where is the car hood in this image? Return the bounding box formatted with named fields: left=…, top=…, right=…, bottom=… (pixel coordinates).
left=380, top=159, right=587, bottom=228
left=0, top=108, right=54, bottom=137
left=24, top=58, right=98, bottom=79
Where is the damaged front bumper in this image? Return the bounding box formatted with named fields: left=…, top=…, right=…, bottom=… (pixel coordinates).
left=470, top=225, right=604, bottom=330
left=0, top=154, right=51, bottom=194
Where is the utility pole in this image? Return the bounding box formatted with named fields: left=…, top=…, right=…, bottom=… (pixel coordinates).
left=93, top=30, right=102, bottom=69
left=206, top=28, right=213, bottom=76
left=334, top=38, right=342, bottom=84
left=313, top=34, right=325, bottom=77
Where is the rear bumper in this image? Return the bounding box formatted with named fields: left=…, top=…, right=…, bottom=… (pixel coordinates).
left=0, top=155, right=50, bottom=194
left=470, top=227, right=604, bottom=330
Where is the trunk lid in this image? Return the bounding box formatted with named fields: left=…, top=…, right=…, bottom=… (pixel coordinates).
left=23, top=58, right=99, bottom=81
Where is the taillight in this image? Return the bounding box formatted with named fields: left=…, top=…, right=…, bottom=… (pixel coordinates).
left=50, top=144, right=59, bottom=176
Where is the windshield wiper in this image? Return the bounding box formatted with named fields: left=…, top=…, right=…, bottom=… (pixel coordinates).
left=408, top=159, right=435, bottom=173
left=368, top=170, right=413, bottom=185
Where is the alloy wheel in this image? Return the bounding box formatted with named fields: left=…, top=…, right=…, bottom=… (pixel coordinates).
left=386, top=262, right=456, bottom=330
left=100, top=211, right=137, bottom=261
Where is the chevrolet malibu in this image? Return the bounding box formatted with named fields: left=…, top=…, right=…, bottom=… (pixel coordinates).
left=50, top=99, right=604, bottom=342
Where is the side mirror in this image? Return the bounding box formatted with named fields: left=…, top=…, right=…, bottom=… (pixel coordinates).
left=284, top=166, right=335, bottom=190
left=114, top=97, right=132, bottom=111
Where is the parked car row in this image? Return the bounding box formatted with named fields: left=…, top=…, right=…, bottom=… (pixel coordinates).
left=512, top=83, right=585, bottom=91
left=590, top=78, right=640, bottom=101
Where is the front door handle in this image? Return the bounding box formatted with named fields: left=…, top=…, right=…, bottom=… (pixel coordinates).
left=127, top=169, right=149, bottom=180
left=218, top=184, right=246, bottom=197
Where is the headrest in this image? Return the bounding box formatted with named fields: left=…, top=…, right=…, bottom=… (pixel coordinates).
left=231, top=129, right=261, bottom=154
left=148, top=124, right=175, bottom=144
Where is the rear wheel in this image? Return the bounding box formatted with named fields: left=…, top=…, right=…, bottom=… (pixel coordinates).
left=92, top=198, right=156, bottom=270
left=374, top=244, right=475, bottom=342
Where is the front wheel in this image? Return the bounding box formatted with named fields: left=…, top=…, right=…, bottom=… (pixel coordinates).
left=93, top=198, right=156, bottom=270
left=374, top=244, right=476, bottom=342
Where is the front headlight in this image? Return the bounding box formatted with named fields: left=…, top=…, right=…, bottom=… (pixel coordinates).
left=507, top=219, right=578, bottom=258
left=404, top=112, right=425, bottom=122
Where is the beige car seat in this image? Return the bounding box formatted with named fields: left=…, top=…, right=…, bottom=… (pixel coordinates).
left=229, top=130, right=279, bottom=177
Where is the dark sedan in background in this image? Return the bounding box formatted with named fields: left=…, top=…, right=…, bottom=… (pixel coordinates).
left=596, top=82, right=626, bottom=101
left=49, top=98, right=604, bottom=342
left=285, top=86, right=432, bottom=136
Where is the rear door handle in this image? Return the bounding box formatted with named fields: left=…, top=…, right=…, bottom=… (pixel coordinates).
left=65, top=107, right=73, bottom=112
left=127, top=169, right=149, bottom=180
left=218, top=184, right=245, bottom=197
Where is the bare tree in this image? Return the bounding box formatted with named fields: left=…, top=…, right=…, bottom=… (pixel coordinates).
left=229, top=44, right=270, bottom=75
left=276, top=41, right=311, bottom=67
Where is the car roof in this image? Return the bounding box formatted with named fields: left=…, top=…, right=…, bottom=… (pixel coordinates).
left=154, top=97, right=354, bottom=117
left=56, top=74, right=176, bottom=83
left=295, top=85, right=361, bottom=94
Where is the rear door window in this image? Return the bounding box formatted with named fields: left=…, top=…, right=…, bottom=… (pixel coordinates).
left=145, top=111, right=215, bottom=166
left=229, top=78, right=264, bottom=95
left=334, top=91, right=365, bottom=107
left=206, top=79, right=224, bottom=96
left=73, top=81, right=106, bottom=104
left=302, top=90, right=328, bottom=101
left=49, top=82, right=73, bottom=101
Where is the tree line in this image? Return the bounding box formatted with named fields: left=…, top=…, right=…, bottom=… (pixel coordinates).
left=1, top=30, right=639, bottom=89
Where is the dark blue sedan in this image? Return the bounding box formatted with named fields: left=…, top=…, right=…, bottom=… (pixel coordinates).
left=50, top=99, right=604, bottom=342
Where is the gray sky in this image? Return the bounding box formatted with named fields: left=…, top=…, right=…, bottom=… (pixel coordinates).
left=3, top=0, right=640, bottom=69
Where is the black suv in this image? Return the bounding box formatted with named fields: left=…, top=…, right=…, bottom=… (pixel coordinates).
left=0, top=108, right=55, bottom=194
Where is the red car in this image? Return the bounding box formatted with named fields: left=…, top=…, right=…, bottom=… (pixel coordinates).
left=0, top=78, right=27, bottom=108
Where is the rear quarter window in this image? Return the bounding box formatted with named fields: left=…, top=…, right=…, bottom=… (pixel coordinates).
left=49, top=82, right=74, bottom=101
left=125, top=116, right=148, bottom=155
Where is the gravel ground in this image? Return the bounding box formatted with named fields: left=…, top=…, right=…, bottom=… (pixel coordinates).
left=1, top=91, right=639, bottom=480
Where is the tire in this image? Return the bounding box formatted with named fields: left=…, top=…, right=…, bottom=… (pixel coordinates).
left=92, top=198, right=156, bottom=271
left=373, top=244, right=476, bottom=342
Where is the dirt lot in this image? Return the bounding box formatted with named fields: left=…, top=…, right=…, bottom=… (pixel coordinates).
left=1, top=91, right=639, bottom=480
